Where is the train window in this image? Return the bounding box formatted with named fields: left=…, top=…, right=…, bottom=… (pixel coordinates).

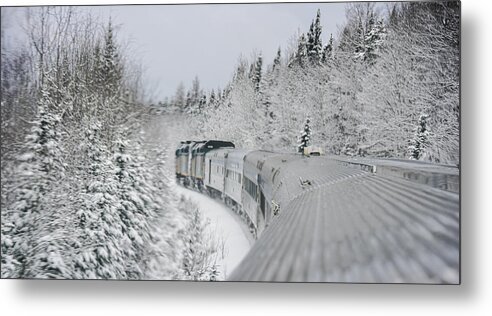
left=244, top=176, right=257, bottom=200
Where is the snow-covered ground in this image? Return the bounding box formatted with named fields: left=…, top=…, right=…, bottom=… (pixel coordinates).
left=173, top=183, right=254, bottom=279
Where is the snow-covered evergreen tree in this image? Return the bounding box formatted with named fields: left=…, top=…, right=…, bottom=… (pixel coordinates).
left=363, top=18, right=387, bottom=64
left=354, top=18, right=366, bottom=59
left=322, top=34, right=334, bottom=64
left=176, top=198, right=220, bottom=281
left=409, top=114, right=430, bottom=160
left=307, top=9, right=323, bottom=65
left=96, top=20, right=122, bottom=100
left=73, top=120, right=127, bottom=279
left=298, top=118, right=312, bottom=154
left=272, top=47, right=282, bottom=72
left=112, top=136, right=168, bottom=279
left=208, top=89, right=216, bottom=108
left=291, top=33, right=308, bottom=68
left=252, top=54, right=263, bottom=93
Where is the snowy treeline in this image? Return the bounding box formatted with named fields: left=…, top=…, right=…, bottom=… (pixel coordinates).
left=0, top=7, right=215, bottom=280
left=166, top=2, right=459, bottom=164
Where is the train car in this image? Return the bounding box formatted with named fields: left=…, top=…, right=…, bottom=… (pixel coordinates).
left=192, top=140, right=234, bottom=190
left=194, top=140, right=235, bottom=192
left=224, top=149, right=251, bottom=209
left=195, top=140, right=235, bottom=189
left=204, top=148, right=232, bottom=197
left=242, top=150, right=279, bottom=235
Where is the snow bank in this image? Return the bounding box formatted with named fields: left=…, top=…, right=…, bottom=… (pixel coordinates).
left=173, top=184, right=253, bottom=279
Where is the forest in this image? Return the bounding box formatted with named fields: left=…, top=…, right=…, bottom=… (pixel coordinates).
left=1, top=7, right=219, bottom=280
left=168, top=2, right=459, bottom=165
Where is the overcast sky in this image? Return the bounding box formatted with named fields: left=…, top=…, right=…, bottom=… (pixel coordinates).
left=2, top=2, right=348, bottom=101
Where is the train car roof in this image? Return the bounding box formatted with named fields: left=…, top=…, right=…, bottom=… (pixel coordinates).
left=229, top=157, right=460, bottom=283
left=205, top=147, right=235, bottom=157
left=242, top=150, right=280, bottom=181
left=226, top=149, right=254, bottom=162
left=244, top=150, right=279, bottom=163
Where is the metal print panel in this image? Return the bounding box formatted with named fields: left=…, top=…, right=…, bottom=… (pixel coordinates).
left=0, top=1, right=460, bottom=283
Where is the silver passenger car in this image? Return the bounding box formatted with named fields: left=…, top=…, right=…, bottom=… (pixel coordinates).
left=242, top=150, right=278, bottom=235
left=204, top=148, right=233, bottom=197
left=224, top=149, right=251, bottom=207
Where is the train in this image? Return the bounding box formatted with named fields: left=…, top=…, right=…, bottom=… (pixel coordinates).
left=176, top=139, right=355, bottom=237
left=175, top=140, right=298, bottom=237
left=175, top=139, right=460, bottom=282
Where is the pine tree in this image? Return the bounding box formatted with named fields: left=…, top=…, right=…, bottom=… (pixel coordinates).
left=364, top=18, right=386, bottom=64
left=248, top=63, right=255, bottom=81
left=322, top=34, right=334, bottom=64
left=409, top=114, right=430, bottom=160
left=73, top=121, right=127, bottom=279
left=389, top=4, right=399, bottom=26
left=292, top=33, right=308, bottom=67
left=337, top=24, right=356, bottom=54
left=112, top=137, right=164, bottom=279
left=208, top=90, right=216, bottom=107
left=191, top=76, right=201, bottom=108
left=185, top=91, right=192, bottom=111
left=306, top=22, right=315, bottom=59
left=252, top=54, right=263, bottom=93
left=307, top=9, right=323, bottom=65
left=97, top=19, right=122, bottom=100
left=298, top=118, right=312, bottom=154
left=177, top=203, right=219, bottom=281
left=272, top=47, right=282, bottom=72
left=354, top=18, right=365, bottom=59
